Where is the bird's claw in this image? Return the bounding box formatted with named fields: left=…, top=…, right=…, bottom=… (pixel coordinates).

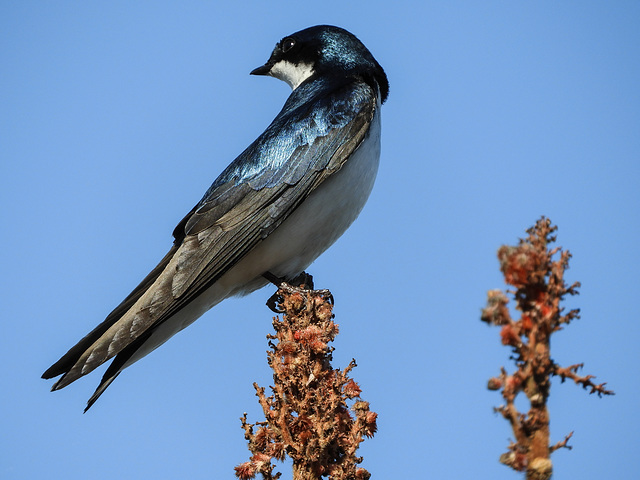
left=264, top=271, right=333, bottom=313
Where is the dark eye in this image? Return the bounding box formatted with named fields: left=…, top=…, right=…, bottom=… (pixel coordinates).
left=281, top=37, right=296, bottom=53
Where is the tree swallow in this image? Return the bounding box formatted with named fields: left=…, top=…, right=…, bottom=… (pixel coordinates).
left=42, top=25, right=389, bottom=411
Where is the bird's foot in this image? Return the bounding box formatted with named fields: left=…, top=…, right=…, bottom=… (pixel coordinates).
left=264, top=271, right=334, bottom=313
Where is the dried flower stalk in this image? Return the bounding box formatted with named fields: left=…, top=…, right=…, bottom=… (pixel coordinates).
left=481, top=217, right=613, bottom=479
left=235, top=275, right=376, bottom=480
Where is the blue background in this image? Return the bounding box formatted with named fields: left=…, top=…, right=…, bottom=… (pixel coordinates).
left=2, top=2, right=638, bottom=479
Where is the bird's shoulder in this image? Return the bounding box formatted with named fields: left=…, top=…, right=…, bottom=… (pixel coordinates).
left=211, top=76, right=377, bottom=190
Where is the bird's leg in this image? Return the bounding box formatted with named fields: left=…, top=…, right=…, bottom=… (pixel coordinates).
left=263, top=271, right=334, bottom=313
left=264, top=272, right=287, bottom=312
left=263, top=271, right=285, bottom=286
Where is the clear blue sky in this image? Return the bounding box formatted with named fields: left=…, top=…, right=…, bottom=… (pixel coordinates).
left=2, top=2, right=638, bottom=479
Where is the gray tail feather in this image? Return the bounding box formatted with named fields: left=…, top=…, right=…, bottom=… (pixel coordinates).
left=84, top=371, right=121, bottom=413
left=83, top=330, right=152, bottom=412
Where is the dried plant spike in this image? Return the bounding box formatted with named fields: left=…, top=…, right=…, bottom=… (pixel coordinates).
left=236, top=276, right=376, bottom=479
left=481, top=217, right=613, bottom=479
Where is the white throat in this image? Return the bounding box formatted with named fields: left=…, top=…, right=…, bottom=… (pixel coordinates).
left=270, top=60, right=315, bottom=90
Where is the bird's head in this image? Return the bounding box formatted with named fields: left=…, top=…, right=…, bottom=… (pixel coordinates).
left=251, top=25, right=388, bottom=103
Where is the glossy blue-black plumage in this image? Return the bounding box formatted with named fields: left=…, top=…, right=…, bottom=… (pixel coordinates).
left=202, top=77, right=371, bottom=191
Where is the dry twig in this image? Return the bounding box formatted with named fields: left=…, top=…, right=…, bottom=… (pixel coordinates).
left=481, top=217, right=613, bottom=479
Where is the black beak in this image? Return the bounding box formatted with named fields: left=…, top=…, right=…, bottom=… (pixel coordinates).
left=250, top=63, right=272, bottom=76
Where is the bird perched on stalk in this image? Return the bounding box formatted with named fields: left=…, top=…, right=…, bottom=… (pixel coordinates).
left=43, top=25, right=389, bottom=411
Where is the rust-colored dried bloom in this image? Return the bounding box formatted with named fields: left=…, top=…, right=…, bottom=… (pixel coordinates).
left=236, top=277, right=377, bottom=479
left=500, top=324, right=521, bottom=346
left=355, top=468, right=371, bottom=480
left=268, top=442, right=286, bottom=461
left=343, top=379, right=362, bottom=399
left=482, top=218, right=613, bottom=479
left=252, top=453, right=272, bottom=466
left=253, top=427, right=271, bottom=450
left=234, top=461, right=256, bottom=480
left=487, top=377, right=502, bottom=391
left=498, top=244, right=543, bottom=288
left=481, top=289, right=510, bottom=325
left=521, top=314, right=533, bottom=333
left=363, top=411, right=378, bottom=438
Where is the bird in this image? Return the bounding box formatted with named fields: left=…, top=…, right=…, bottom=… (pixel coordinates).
left=42, top=25, right=389, bottom=411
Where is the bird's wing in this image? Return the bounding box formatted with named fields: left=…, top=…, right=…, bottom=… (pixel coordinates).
left=44, top=80, right=378, bottom=402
